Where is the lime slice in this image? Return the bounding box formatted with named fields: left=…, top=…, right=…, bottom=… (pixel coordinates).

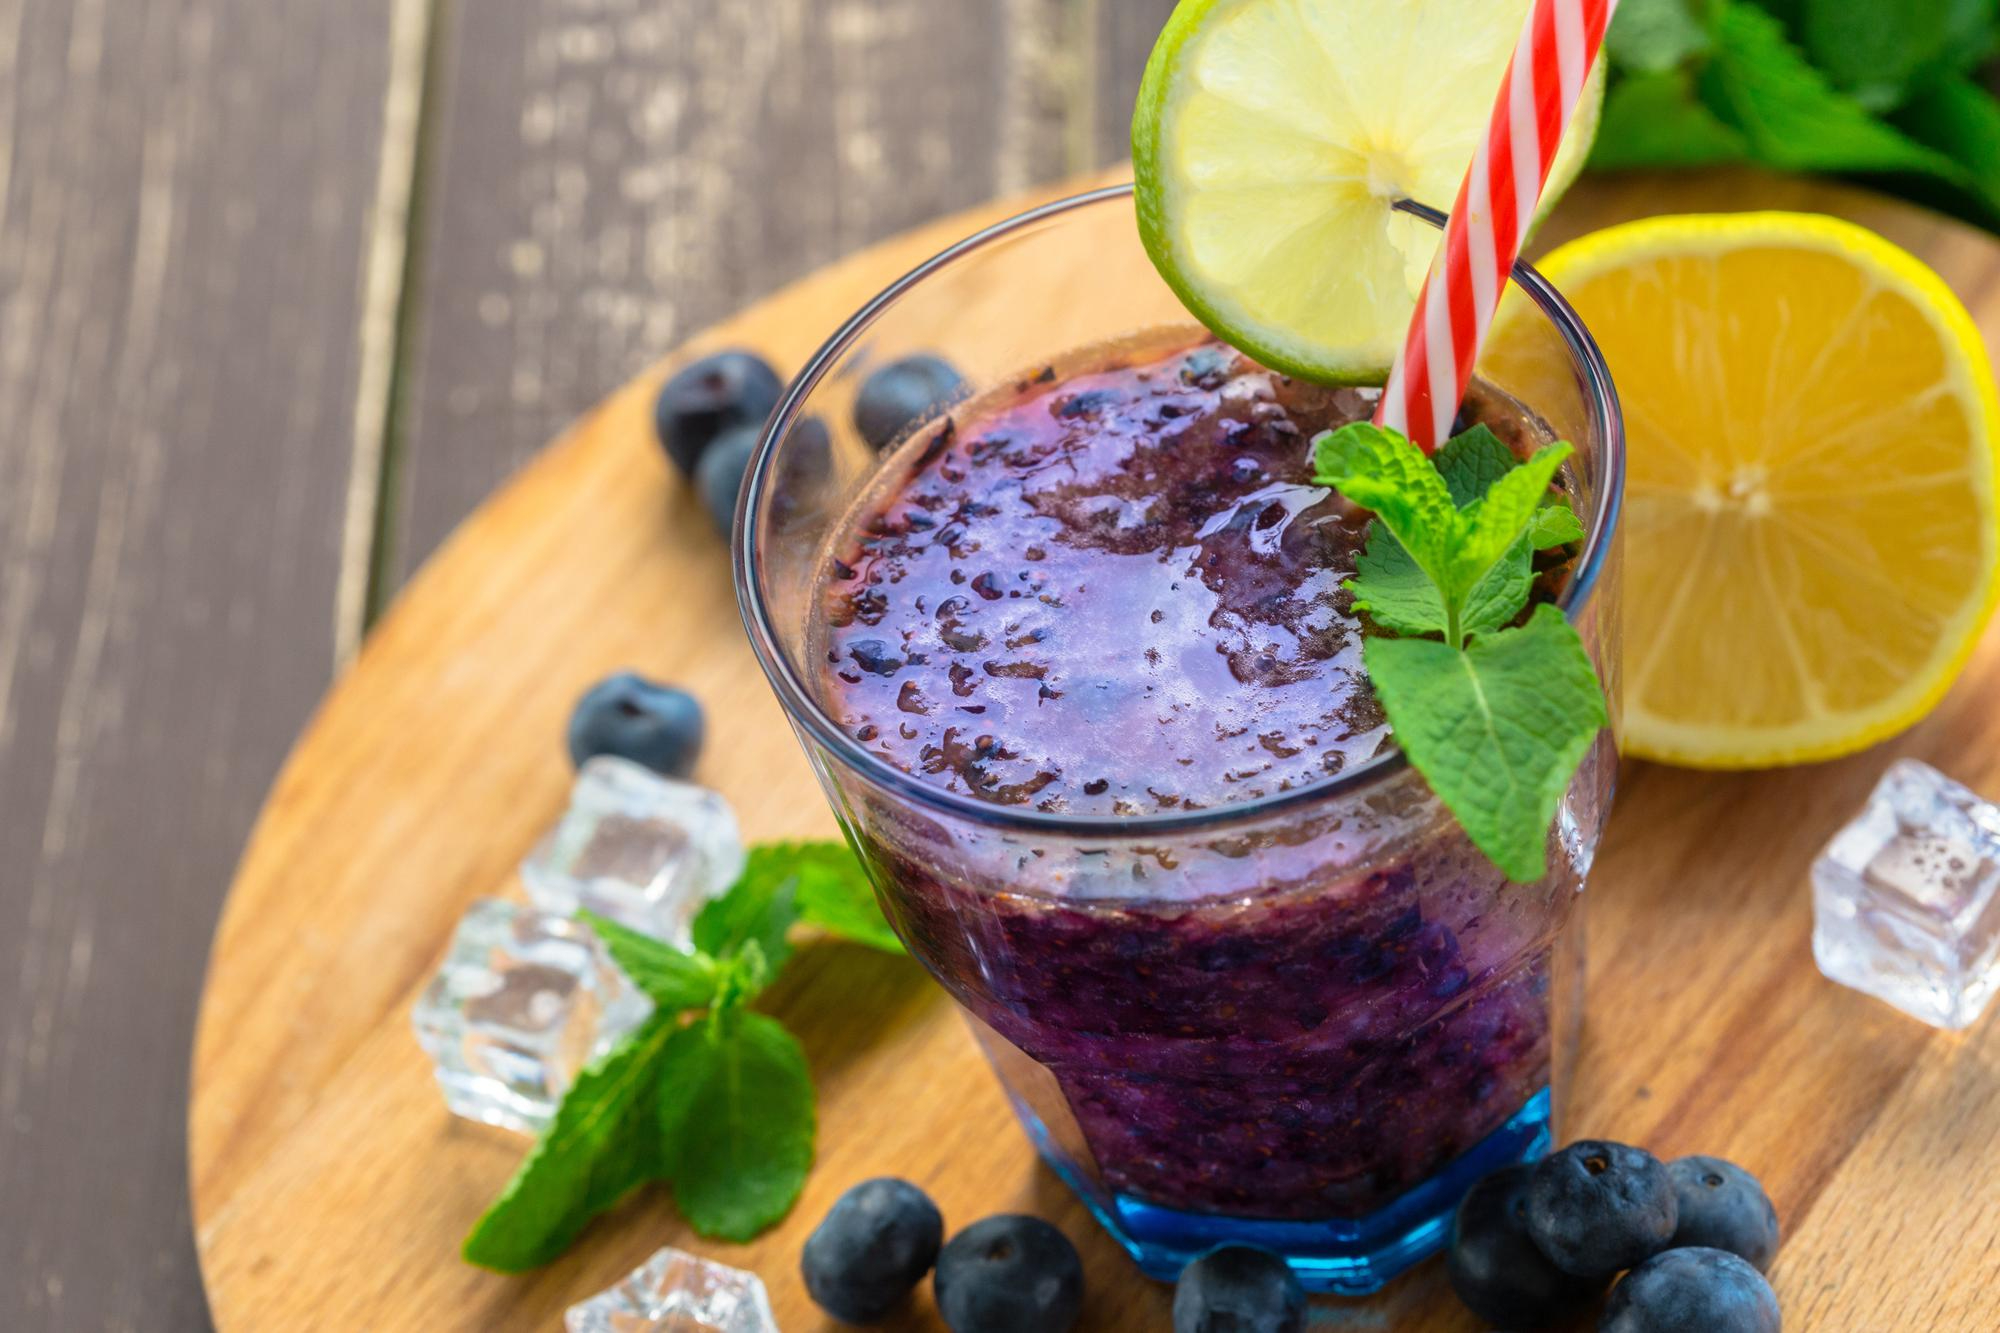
left=1133, top=0, right=1604, bottom=384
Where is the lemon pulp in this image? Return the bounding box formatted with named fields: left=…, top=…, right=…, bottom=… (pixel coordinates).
left=1528, top=212, right=2000, bottom=767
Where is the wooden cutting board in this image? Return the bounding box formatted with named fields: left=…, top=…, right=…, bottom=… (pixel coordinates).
left=190, top=170, right=2000, bottom=1331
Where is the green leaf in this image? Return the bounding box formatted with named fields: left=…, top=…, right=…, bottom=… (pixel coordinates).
left=1363, top=604, right=1608, bottom=883
left=1349, top=495, right=1539, bottom=642
left=462, top=1014, right=677, bottom=1272
left=656, top=1012, right=815, bottom=1241
left=1606, top=0, right=1712, bottom=72
left=1348, top=527, right=1448, bottom=637
left=1336, top=426, right=1568, bottom=644
left=1940, top=0, right=2000, bottom=73
left=579, top=911, right=721, bottom=1011
left=712, top=939, right=772, bottom=1011
left=1432, top=425, right=1519, bottom=507
left=1896, top=75, right=2000, bottom=215
left=1449, top=443, right=1572, bottom=612
left=467, top=840, right=895, bottom=1271
left=1591, top=69, right=1754, bottom=170
left=1459, top=537, right=1536, bottom=638
left=1528, top=500, right=1586, bottom=550
left=783, top=838, right=904, bottom=954
left=1801, top=0, right=1953, bottom=111
left=1699, top=3, right=1969, bottom=179
left=1311, top=423, right=1460, bottom=591
left=692, top=846, right=804, bottom=974
left=1338, top=424, right=1520, bottom=638
left=691, top=840, right=905, bottom=972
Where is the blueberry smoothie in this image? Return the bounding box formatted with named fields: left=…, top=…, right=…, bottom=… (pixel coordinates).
left=810, top=334, right=1584, bottom=1267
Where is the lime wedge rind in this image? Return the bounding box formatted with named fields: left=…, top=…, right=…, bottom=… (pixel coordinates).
left=1134, top=0, right=1604, bottom=386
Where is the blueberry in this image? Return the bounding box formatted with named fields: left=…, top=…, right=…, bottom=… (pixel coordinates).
left=1526, top=1141, right=1678, bottom=1279
left=695, top=422, right=760, bottom=535
left=1180, top=345, right=1233, bottom=389
left=566, top=672, right=704, bottom=778
left=1447, top=1165, right=1604, bottom=1328
left=655, top=350, right=783, bottom=476
left=854, top=354, right=965, bottom=451
left=801, top=1178, right=944, bottom=1324
left=1600, top=1248, right=1780, bottom=1333
left=847, top=639, right=903, bottom=676
left=700, top=414, right=834, bottom=537
left=1172, top=1246, right=1305, bottom=1333
left=770, top=415, right=833, bottom=526
left=1666, top=1157, right=1780, bottom=1272
left=933, top=1215, right=1084, bottom=1333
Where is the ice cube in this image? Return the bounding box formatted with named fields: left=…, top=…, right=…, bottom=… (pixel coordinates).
left=522, top=756, right=747, bottom=946
left=412, top=899, right=654, bottom=1133
left=565, top=1247, right=777, bottom=1333
left=1813, top=759, right=2000, bottom=1030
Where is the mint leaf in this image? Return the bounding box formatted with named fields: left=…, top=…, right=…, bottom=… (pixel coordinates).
left=1529, top=500, right=1585, bottom=550
left=466, top=846, right=893, bottom=1271
left=1940, top=0, right=2000, bottom=74
left=1449, top=442, right=1572, bottom=614
left=1459, top=538, right=1536, bottom=638
left=1606, top=0, right=1712, bottom=72
left=713, top=938, right=773, bottom=1010
left=1313, top=423, right=1460, bottom=591
left=1343, top=425, right=1524, bottom=638
left=1591, top=69, right=1753, bottom=169
left=580, top=911, right=720, bottom=1011
left=1363, top=604, right=1608, bottom=882
left=782, top=838, right=904, bottom=954
left=1433, top=425, right=1518, bottom=506
left=1339, top=427, right=1566, bottom=644
left=692, top=846, right=805, bottom=973
left=691, top=841, right=904, bottom=970
left=1801, top=0, right=1953, bottom=111
left=463, top=1014, right=676, bottom=1271
left=1896, top=75, right=2000, bottom=216
left=656, top=1012, right=815, bottom=1241
left=1351, top=517, right=1534, bottom=640
left=1349, top=527, right=1449, bottom=637
left=1699, top=3, right=1969, bottom=179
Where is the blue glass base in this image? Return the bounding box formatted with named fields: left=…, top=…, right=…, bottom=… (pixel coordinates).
left=1022, top=1087, right=1553, bottom=1295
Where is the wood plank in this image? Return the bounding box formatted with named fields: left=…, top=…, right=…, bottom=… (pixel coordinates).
left=191, top=170, right=2000, bottom=1331
left=381, top=0, right=1084, bottom=596
left=1088, top=0, right=1178, bottom=163
left=0, top=0, right=406, bottom=1327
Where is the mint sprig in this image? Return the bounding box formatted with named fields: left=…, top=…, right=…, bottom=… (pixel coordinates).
left=460, top=1013, right=678, bottom=1271
left=1314, top=422, right=1608, bottom=882
left=654, top=1009, right=815, bottom=1241
left=1346, top=426, right=1583, bottom=643
left=461, top=839, right=902, bottom=1272
left=1592, top=0, right=2000, bottom=229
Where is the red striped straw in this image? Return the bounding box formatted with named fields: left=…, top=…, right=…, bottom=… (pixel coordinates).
left=1376, top=0, right=1618, bottom=451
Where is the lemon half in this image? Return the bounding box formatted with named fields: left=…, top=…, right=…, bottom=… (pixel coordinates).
left=1531, top=213, right=2000, bottom=768
left=1133, top=0, right=1603, bottom=383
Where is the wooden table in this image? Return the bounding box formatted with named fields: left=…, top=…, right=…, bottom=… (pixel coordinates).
left=188, top=170, right=2000, bottom=1330
left=0, top=4, right=1180, bottom=1328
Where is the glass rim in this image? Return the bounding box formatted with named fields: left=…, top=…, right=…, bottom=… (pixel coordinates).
left=734, top=183, right=1625, bottom=839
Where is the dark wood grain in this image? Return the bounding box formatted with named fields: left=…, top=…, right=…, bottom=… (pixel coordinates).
left=0, top=0, right=403, bottom=1328
left=382, top=0, right=1079, bottom=591
left=1089, top=0, right=1178, bottom=162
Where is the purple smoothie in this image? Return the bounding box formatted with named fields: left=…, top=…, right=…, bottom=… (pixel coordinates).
left=812, top=334, right=1581, bottom=1223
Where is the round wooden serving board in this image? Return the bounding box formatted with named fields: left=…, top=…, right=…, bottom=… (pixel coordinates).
left=192, top=171, right=2000, bottom=1330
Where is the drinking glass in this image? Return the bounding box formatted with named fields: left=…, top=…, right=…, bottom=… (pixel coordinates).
left=735, top=186, right=1622, bottom=1293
